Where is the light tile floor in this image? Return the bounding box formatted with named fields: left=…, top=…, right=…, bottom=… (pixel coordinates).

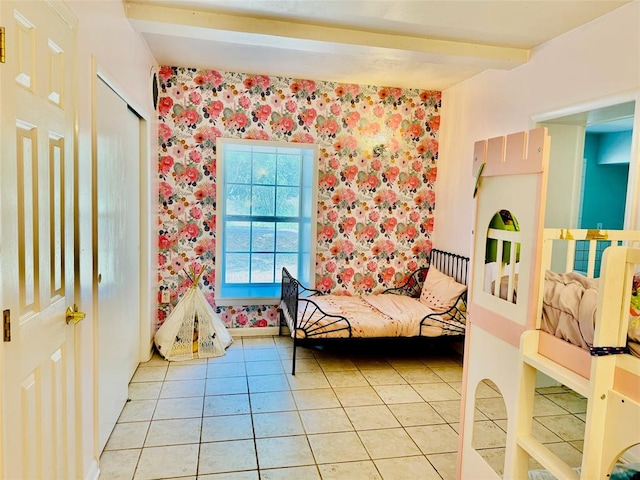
left=99, top=336, right=586, bottom=480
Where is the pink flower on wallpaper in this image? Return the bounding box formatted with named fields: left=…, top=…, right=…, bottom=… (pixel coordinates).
left=206, top=100, right=224, bottom=119
left=189, top=150, right=202, bottom=163
left=285, top=100, right=297, bottom=113
left=368, top=211, right=380, bottom=222
left=236, top=314, right=248, bottom=326
left=159, top=123, right=173, bottom=142
left=274, top=116, right=295, bottom=134
left=243, top=77, right=257, bottom=89
left=255, top=75, right=270, bottom=89
left=360, top=121, right=380, bottom=137
left=411, top=160, right=423, bottom=173
left=239, top=96, right=251, bottom=109
left=158, top=253, right=167, bottom=266
left=330, top=103, right=342, bottom=116
left=181, top=223, right=200, bottom=239
left=225, top=112, right=249, bottom=130
left=355, top=225, right=377, bottom=242
left=326, top=210, right=338, bottom=222
left=254, top=104, right=272, bottom=123
left=371, top=158, right=382, bottom=172
left=344, top=111, right=360, bottom=129
left=158, top=66, right=174, bottom=82
left=409, top=211, right=420, bottom=222
left=380, top=266, right=395, bottom=283
left=255, top=318, right=268, bottom=327
left=245, top=129, right=270, bottom=140
left=373, top=105, right=384, bottom=118
left=338, top=267, right=355, bottom=285
left=299, top=108, right=317, bottom=126
left=422, top=217, right=435, bottom=235
left=404, top=123, right=423, bottom=140
left=159, top=155, right=174, bottom=175
left=330, top=239, right=355, bottom=257
left=383, top=217, right=398, bottom=233
left=222, top=89, right=235, bottom=103
left=291, top=132, right=314, bottom=143
left=367, top=261, right=377, bottom=272
left=340, top=217, right=356, bottom=233
left=319, top=225, right=337, bottom=242
left=158, top=97, right=173, bottom=116
left=325, top=261, right=337, bottom=273
left=342, top=165, right=358, bottom=183
left=426, top=167, right=437, bottom=184
left=386, top=113, right=402, bottom=130
left=159, top=181, right=173, bottom=200
left=318, top=276, right=334, bottom=292
left=361, top=174, right=379, bottom=191
left=319, top=173, right=337, bottom=190
left=189, top=91, right=202, bottom=105
left=328, top=157, right=340, bottom=170
left=182, top=167, right=200, bottom=183
left=407, top=259, right=419, bottom=271
left=417, top=138, right=438, bottom=156
left=317, top=118, right=339, bottom=137
left=427, top=115, right=440, bottom=132
left=189, top=206, right=202, bottom=219
left=384, top=166, right=400, bottom=183
left=158, top=234, right=173, bottom=250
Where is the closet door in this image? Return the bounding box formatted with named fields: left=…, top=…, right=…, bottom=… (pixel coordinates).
left=96, top=77, right=141, bottom=452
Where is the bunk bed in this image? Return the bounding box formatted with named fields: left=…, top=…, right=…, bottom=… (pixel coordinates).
left=458, top=127, right=640, bottom=480
left=279, top=248, right=469, bottom=374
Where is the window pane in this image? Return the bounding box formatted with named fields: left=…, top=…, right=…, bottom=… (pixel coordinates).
left=226, top=184, right=251, bottom=215
left=226, top=221, right=250, bottom=251
left=226, top=253, right=250, bottom=283
left=226, top=151, right=252, bottom=183
left=252, top=222, right=275, bottom=252
left=252, top=152, right=276, bottom=185
left=276, top=253, right=298, bottom=281
left=277, top=154, right=301, bottom=186
left=276, top=223, right=299, bottom=252
left=276, top=186, right=300, bottom=217
left=252, top=185, right=275, bottom=216
left=251, top=254, right=274, bottom=283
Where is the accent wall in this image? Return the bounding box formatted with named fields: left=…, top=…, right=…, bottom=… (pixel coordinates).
left=156, top=67, right=441, bottom=329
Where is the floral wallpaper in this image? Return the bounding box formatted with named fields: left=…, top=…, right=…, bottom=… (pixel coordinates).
left=156, top=66, right=440, bottom=329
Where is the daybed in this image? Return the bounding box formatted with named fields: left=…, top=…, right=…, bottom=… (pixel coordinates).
left=279, top=248, right=469, bottom=374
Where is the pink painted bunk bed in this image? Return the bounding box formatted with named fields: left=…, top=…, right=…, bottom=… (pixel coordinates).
left=459, top=127, right=640, bottom=479
left=279, top=248, right=469, bottom=374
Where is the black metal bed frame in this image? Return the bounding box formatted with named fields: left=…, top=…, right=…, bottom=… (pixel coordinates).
left=279, top=248, right=470, bottom=375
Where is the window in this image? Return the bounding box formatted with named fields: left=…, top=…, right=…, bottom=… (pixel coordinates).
left=215, top=138, right=318, bottom=306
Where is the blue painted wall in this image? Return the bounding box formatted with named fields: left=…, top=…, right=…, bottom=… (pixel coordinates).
left=580, top=132, right=630, bottom=229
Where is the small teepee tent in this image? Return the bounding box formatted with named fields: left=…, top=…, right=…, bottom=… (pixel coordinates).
left=155, top=268, right=232, bottom=361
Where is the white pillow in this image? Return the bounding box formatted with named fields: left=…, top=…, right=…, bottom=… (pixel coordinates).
left=419, top=266, right=467, bottom=313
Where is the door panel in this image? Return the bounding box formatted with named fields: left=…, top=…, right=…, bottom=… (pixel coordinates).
left=1, top=1, right=79, bottom=478
left=96, top=78, right=141, bottom=453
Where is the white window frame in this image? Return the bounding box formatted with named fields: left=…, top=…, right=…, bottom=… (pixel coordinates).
left=215, top=137, right=318, bottom=306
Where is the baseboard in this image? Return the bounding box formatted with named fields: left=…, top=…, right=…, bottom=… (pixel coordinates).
left=84, top=459, right=100, bottom=480
left=228, top=326, right=282, bottom=337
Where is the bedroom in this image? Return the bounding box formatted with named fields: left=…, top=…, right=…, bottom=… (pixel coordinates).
left=0, top=1, right=639, bottom=479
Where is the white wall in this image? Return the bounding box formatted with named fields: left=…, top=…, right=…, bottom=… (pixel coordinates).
left=66, top=1, right=157, bottom=477
left=435, top=2, right=640, bottom=255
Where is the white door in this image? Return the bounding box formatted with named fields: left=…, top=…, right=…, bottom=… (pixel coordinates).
left=96, top=78, right=141, bottom=452
left=0, top=1, right=79, bottom=479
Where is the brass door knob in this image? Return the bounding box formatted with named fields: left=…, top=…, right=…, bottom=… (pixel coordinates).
left=66, top=305, right=86, bottom=325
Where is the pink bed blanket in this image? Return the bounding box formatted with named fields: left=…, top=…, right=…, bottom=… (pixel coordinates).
left=541, top=270, right=640, bottom=357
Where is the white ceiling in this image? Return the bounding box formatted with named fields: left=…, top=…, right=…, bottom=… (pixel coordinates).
left=126, top=0, right=631, bottom=90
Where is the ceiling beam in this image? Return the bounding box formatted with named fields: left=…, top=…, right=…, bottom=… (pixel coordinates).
left=126, top=2, right=529, bottom=70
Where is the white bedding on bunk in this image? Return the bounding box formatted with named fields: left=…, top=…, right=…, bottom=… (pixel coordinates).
left=292, top=294, right=459, bottom=339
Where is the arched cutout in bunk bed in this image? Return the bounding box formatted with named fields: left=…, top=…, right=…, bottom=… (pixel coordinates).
left=458, top=127, right=640, bottom=480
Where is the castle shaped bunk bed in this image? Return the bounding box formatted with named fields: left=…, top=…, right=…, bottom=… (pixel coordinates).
left=458, top=127, right=640, bottom=479
left=279, top=248, right=469, bottom=375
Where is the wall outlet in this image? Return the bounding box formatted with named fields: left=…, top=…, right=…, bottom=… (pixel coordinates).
left=597, top=222, right=603, bottom=230
left=161, top=290, right=170, bottom=303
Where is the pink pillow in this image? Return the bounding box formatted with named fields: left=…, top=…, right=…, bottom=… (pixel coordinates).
left=420, top=266, right=467, bottom=313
